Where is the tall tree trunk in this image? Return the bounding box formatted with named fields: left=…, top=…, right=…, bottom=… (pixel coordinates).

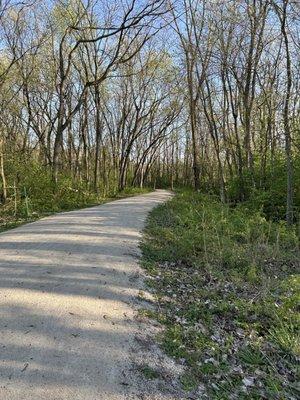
left=94, top=87, right=102, bottom=192
left=190, top=98, right=200, bottom=190
left=282, top=2, right=293, bottom=225
left=275, top=0, right=293, bottom=224
left=0, top=140, right=7, bottom=204
left=53, top=99, right=65, bottom=184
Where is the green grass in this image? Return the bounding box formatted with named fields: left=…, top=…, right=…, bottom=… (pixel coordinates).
left=140, top=365, right=160, bottom=380
left=141, top=190, right=300, bottom=399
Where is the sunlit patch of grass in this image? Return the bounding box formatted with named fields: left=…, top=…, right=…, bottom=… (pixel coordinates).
left=269, top=321, right=300, bottom=356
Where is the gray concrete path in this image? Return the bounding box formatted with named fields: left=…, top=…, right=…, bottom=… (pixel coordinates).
left=0, top=190, right=172, bottom=400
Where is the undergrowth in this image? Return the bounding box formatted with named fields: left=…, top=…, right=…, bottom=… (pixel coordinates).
left=141, top=190, right=300, bottom=399
left=0, top=172, right=150, bottom=233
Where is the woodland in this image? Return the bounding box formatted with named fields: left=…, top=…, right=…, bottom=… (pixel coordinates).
left=0, top=0, right=299, bottom=223
left=0, top=1, right=299, bottom=398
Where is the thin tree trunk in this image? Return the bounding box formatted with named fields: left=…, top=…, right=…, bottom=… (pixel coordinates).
left=0, top=141, right=7, bottom=204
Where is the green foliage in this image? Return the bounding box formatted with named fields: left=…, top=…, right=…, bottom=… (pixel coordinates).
left=0, top=156, right=150, bottom=230
left=226, top=154, right=300, bottom=222
left=143, top=190, right=299, bottom=270
left=141, top=190, right=300, bottom=399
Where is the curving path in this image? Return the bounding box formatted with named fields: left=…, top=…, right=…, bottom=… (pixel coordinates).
left=0, top=190, right=172, bottom=400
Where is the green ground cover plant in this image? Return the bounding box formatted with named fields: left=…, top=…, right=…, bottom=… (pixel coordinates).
left=141, top=190, right=300, bottom=399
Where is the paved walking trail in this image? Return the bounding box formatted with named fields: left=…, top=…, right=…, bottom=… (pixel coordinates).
left=0, top=190, right=173, bottom=400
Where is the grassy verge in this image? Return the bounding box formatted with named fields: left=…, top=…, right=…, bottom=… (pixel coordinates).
left=141, top=190, right=299, bottom=399
left=0, top=187, right=151, bottom=233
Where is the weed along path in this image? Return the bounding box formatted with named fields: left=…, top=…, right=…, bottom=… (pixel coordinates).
left=0, top=190, right=173, bottom=400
